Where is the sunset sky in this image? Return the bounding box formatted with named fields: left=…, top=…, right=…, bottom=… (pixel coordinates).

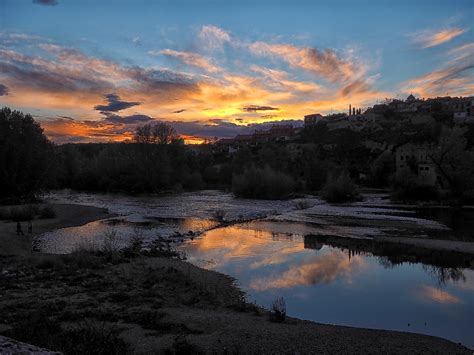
left=0, top=0, right=473, bottom=143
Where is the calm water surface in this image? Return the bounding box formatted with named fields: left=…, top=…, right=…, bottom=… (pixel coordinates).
left=179, top=222, right=474, bottom=348
left=41, top=191, right=474, bottom=348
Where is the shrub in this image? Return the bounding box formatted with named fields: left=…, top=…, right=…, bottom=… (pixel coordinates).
left=125, top=228, right=144, bottom=256
left=212, top=209, right=226, bottom=222
left=39, top=205, right=56, bottom=219
left=7, top=205, right=37, bottom=221
left=232, top=166, right=296, bottom=199
left=295, top=200, right=310, bottom=210
left=182, top=171, right=203, bottom=189
left=390, top=168, right=439, bottom=202
left=35, top=256, right=65, bottom=270
left=101, top=229, right=121, bottom=258
left=321, top=172, right=361, bottom=203
left=271, top=297, right=286, bottom=323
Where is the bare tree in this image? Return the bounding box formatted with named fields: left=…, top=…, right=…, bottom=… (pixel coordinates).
left=133, top=124, right=153, bottom=144
left=134, top=122, right=178, bottom=145
left=152, top=122, right=178, bottom=145
left=428, top=127, right=474, bottom=195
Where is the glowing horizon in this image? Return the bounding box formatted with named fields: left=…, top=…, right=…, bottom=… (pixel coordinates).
left=0, top=0, right=472, bottom=143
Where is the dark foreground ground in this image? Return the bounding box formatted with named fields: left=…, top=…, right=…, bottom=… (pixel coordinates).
left=0, top=204, right=471, bottom=354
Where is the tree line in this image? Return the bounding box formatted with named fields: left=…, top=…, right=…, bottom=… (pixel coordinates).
left=1, top=107, right=474, bottom=204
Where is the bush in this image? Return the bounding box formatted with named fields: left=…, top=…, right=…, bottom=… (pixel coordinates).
left=211, top=209, right=226, bottom=222
left=101, top=229, right=121, bottom=258
left=7, top=205, right=37, bottom=221
left=39, top=205, right=56, bottom=219
left=232, top=166, right=296, bottom=199
left=321, top=172, right=361, bottom=203
left=390, top=168, right=439, bottom=202
left=295, top=200, right=310, bottom=210
left=35, top=256, right=65, bottom=270
left=124, top=228, right=144, bottom=256
left=271, top=297, right=286, bottom=323
left=182, top=171, right=203, bottom=189
left=6, top=316, right=128, bottom=355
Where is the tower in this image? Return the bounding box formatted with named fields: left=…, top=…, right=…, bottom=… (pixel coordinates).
left=349, top=104, right=351, bottom=116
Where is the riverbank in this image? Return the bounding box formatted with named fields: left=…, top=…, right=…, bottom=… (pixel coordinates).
left=0, top=203, right=113, bottom=256
left=0, top=202, right=472, bottom=353
left=0, top=252, right=471, bottom=354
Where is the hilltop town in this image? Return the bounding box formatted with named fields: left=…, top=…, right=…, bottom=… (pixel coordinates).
left=216, top=95, right=474, bottom=150
left=210, top=95, right=474, bottom=198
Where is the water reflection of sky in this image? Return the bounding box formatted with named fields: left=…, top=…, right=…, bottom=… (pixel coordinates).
left=180, top=224, right=474, bottom=349
left=36, top=217, right=217, bottom=254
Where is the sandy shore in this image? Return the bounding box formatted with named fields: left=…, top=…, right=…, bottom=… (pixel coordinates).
left=0, top=203, right=112, bottom=256
left=0, top=203, right=471, bottom=353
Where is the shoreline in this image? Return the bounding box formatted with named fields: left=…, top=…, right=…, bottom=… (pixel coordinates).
left=0, top=203, right=113, bottom=256
left=0, top=202, right=472, bottom=353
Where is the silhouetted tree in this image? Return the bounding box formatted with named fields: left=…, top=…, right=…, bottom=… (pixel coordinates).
left=133, top=122, right=178, bottom=145
left=428, top=127, right=474, bottom=196
left=0, top=107, right=53, bottom=202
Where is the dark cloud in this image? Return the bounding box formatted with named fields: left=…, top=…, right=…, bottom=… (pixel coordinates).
left=94, top=93, right=140, bottom=112
left=126, top=67, right=199, bottom=95
left=169, top=119, right=304, bottom=139
left=103, top=113, right=153, bottom=124
left=173, top=109, right=186, bottom=114
left=0, top=61, right=108, bottom=93
left=0, top=84, right=9, bottom=96
left=0, top=48, right=199, bottom=101
left=33, top=0, right=58, bottom=5
left=241, top=105, right=279, bottom=112
left=41, top=115, right=304, bottom=144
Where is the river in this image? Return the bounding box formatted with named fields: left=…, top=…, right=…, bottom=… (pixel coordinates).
left=39, top=190, right=474, bottom=348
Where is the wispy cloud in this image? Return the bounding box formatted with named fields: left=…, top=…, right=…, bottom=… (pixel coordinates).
left=33, top=0, right=58, bottom=6
left=241, top=105, right=279, bottom=112
left=412, top=27, right=467, bottom=48
left=402, top=42, right=474, bottom=96
left=0, top=29, right=389, bottom=143
left=198, top=25, right=231, bottom=50
left=154, top=49, right=221, bottom=73
left=248, top=42, right=365, bottom=83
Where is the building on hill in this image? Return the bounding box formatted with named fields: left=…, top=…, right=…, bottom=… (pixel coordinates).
left=395, top=143, right=437, bottom=185
left=304, top=113, right=323, bottom=127
left=215, top=123, right=298, bottom=154
left=268, top=124, right=296, bottom=141
left=406, top=94, right=417, bottom=103
left=453, top=99, right=474, bottom=124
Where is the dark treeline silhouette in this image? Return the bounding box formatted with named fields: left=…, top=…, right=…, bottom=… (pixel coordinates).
left=1, top=107, right=474, bottom=203
left=0, top=108, right=53, bottom=203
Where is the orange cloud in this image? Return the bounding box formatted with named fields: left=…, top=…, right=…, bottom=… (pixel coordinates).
left=249, top=250, right=367, bottom=291
left=401, top=42, right=474, bottom=97
left=0, top=28, right=390, bottom=143
left=248, top=42, right=365, bottom=83
left=153, top=49, right=222, bottom=73
left=186, top=225, right=307, bottom=269
left=412, top=27, right=467, bottom=48
left=419, top=285, right=462, bottom=304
